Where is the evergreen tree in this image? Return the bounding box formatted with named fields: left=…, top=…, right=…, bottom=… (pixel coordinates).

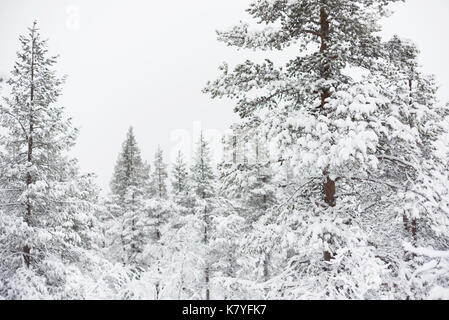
left=146, top=147, right=171, bottom=247
left=107, top=127, right=148, bottom=266
left=0, top=22, right=100, bottom=298
left=143, top=147, right=170, bottom=298
left=110, top=127, right=146, bottom=200
left=218, top=123, right=279, bottom=285
left=150, top=147, right=169, bottom=199
left=369, top=35, right=449, bottom=298
left=171, top=150, right=189, bottom=198
left=189, top=133, right=216, bottom=300
left=203, top=0, right=449, bottom=299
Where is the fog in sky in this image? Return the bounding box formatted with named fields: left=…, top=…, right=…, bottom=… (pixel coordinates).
left=1, top=0, right=448, bottom=191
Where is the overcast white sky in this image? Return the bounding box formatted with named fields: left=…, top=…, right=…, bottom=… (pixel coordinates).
left=1, top=0, right=448, bottom=191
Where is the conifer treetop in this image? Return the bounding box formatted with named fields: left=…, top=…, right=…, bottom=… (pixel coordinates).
left=110, top=127, right=146, bottom=198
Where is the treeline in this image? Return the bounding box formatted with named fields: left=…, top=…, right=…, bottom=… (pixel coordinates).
left=99, top=126, right=286, bottom=299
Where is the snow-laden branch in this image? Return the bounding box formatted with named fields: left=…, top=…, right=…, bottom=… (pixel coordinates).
left=403, top=242, right=449, bottom=259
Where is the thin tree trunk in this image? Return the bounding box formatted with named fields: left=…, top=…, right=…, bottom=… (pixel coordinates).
left=409, top=76, right=418, bottom=257
left=263, top=252, right=271, bottom=282
left=24, top=25, right=37, bottom=269
left=202, top=190, right=210, bottom=300
left=156, top=214, right=162, bottom=299
left=205, top=267, right=210, bottom=300
left=204, top=202, right=210, bottom=300
left=404, top=75, right=417, bottom=262
left=319, top=5, right=330, bottom=110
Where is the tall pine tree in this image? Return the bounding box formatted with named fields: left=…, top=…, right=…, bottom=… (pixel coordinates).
left=0, top=22, right=101, bottom=298
left=189, top=133, right=216, bottom=300
left=107, top=127, right=148, bottom=267
left=203, top=0, right=448, bottom=299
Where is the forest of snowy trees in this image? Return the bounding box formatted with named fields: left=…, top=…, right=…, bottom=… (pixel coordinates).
left=1, top=0, right=449, bottom=300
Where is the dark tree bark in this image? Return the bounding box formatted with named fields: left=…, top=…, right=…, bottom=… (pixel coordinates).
left=323, top=176, right=336, bottom=208
left=319, top=5, right=331, bottom=110
left=318, top=4, right=336, bottom=263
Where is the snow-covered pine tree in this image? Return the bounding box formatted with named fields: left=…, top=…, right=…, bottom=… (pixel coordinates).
left=361, top=35, right=449, bottom=298
left=150, top=147, right=168, bottom=200
left=203, top=0, right=449, bottom=299
left=107, top=127, right=148, bottom=267
left=219, top=122, right=277, bottom=217
left=144, top=151, right=193, bottom=299
left=0, top=22, right=101, bottom=298
left=189, top=133, right=217, bottom=300
left=145, top=136, right=220, bottom=299
left=146, top=147, right=170, bottom=243
left=143, top=147, right=172, bottom=299
left=218, top=122, right=279, bottom=286
left=171, top=150, right=189, bottom=202
left=110, top=127, right=147, bottom=200
left=205, top=0, right=403, bottom=221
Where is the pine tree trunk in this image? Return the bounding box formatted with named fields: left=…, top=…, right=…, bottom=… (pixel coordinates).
left=319, top=5, right=330, bottom=110
left=205, top=266, right=210, bottom=300
left=409, top=77, right=418, bottom=258
left=323, top=176, right=336, bottom=208
left=156, top=216, right=162, bottom=299
left=24, top=27, right=37, bottom=269
left=318, top=5, right=336, bottom=263
left=203, top=191, right=210, bottom=300
left=262, top=189, right=271, bottom=280
left=403, top=76, right=417, bottom=262
left=411, top=219, right=417, bottom=247
left=263, top=252, right=271, bottom=282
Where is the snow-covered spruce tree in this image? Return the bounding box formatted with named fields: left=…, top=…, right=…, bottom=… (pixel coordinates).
left=107, top=127, right=149, bottom=268
left=149, top=147, right=168, bottom=198
left=142, top=150, right=194, bottom=299
left=0, top=22, right=102, bottom=299
left=110, top=127, right=147, bottom=200
left=141, top=147, right=173, bottom=299
left=208, top=198, right=250, bottom=299
left=143, top=136, right=218, bottom=299
left=171, top=150, right=190, bottom=207
left=398, top=107, right=449, bottom=299
left=218, top=123, right=280, bottom=288
left=203, top=0, right=449, bottom=299
left=147, top=147, right=169, bottom=240
left=188, top=133, right=217, bottom=300
left=357, top=35, right=449, bottom=298
left=220, top=123, right=278, bottom=218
